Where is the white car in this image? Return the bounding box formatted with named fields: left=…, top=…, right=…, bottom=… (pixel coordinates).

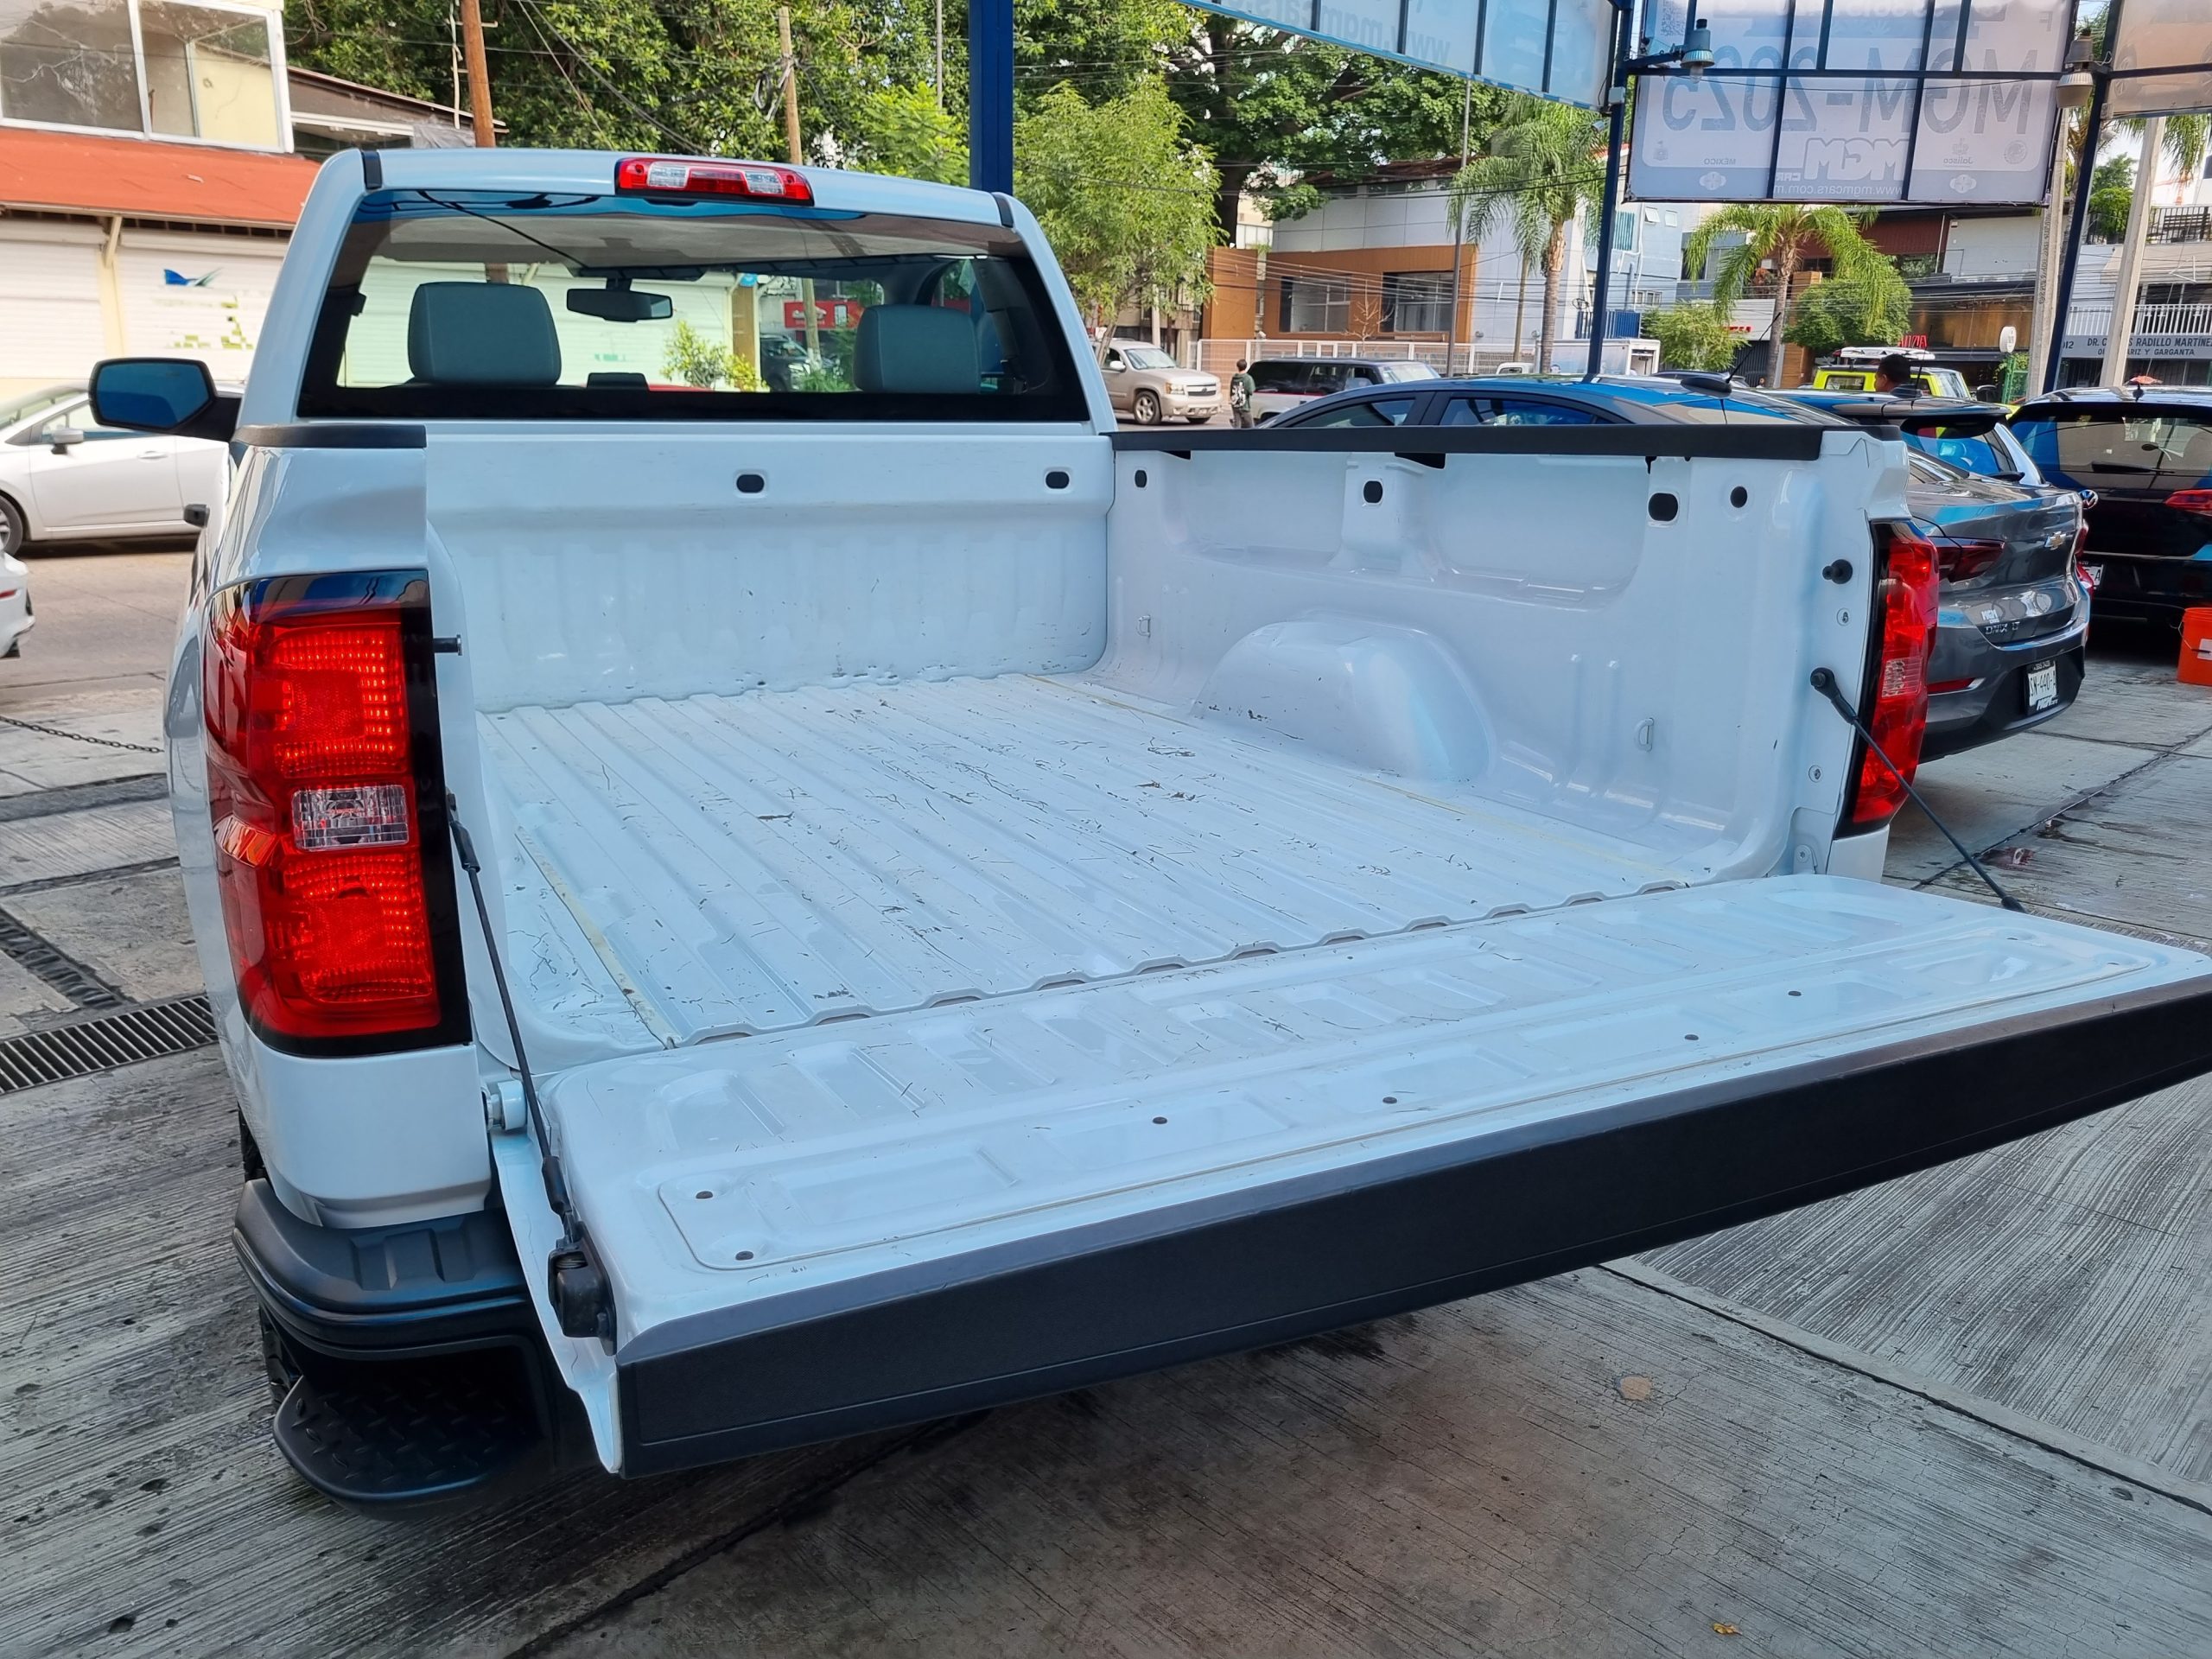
left=0, top=548, right=29, bottom=658
left=0, top=383, right=230, bottom=558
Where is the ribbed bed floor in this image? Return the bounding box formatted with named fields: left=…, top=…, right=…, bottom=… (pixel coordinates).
left=480, top=674, right=1688, bottom=1044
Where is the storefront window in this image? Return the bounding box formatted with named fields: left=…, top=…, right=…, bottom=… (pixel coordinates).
left=0, top=0, right=283, bottom=146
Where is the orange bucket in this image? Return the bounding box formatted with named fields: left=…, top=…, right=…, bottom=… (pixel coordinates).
left=2183, top=607, right=2212, bottom=688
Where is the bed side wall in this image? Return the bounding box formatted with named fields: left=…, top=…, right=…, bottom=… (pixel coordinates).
left=1094, top=434, right=1895, bottom=878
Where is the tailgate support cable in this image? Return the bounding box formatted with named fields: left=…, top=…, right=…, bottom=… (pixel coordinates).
left=448, top=795, right=616, bottom=1347
left=1809, top=670, right=2024, bottom=912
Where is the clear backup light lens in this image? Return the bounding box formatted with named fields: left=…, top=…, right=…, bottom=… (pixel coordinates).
left=644, top=160, right=690, bottom=190
left=294, top=783, right=411, bottom=851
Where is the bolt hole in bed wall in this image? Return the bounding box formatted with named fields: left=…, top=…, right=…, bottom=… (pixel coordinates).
left=736, top=473, right=766, bottom=495
left=1363, top=480, right=1385, bottom=504
left=1648, top=492, right=1678, bottom=522
left=1730, top=485, right=1749, bottom=508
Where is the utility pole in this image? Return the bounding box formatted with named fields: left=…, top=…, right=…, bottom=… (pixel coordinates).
left=2101, top=115, right=2163, bottom=385
left=778, top=7, right=822, bottom=365
left=459, top=0, right=496, bottom=146
left=2025, top=130, right=2068, bottom=394
left=1444, top=78, right=1472, bottom=376
left=935, top=0, right=944, bottom=104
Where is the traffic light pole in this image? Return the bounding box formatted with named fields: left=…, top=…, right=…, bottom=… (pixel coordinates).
left=1584, top=0, right=1637, bottom=378
left=969, top=0, right=1015, bottom=194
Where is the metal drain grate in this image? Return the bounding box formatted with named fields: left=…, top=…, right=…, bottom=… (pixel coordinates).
left=0, top=994, right=216, bottom=1091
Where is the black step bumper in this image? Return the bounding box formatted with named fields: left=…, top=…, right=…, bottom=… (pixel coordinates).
left=233, top=1182, right=585, bottom=1507
left=613, top=976, right=2212, bottom=1478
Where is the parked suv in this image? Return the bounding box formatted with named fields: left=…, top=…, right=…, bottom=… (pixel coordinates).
left=1248, top=357, right=1437, bottom=423
left=2009, top=387, right=2212, bottom=627
left=1098, top=342, right=1220, bottom=425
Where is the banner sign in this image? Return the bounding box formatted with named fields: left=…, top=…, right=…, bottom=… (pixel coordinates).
left=1183, top=0, right=1616, bottom=110
left=1629, top=0, right=2071, bottom=205
left=784, top=297, right=867, bottom=330
left=2109, top=0, right=2212, bottom=118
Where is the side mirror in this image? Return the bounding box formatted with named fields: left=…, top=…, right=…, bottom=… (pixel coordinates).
left=89, top=359, right=216, bottom=433
left=48, top=427, right=86, bottom=454
left=1975, top=384, right=1999, bottom=402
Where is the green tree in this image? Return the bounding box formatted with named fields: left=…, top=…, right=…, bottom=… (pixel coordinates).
left=849, top=84, right=968, bottom=183
left=1160, top=16, right=1504, bottom=238
left=1014, top=79, right=1219, bottom=325
left=2088, top=155, right=2134, bottom=244
left=1447, top=95, right=1606, bottom=374
left=661, top=319, right=766, bottom=389
left=1685, top=204, right=1898, bottom=390
left=1784, top=271, right=1910, bottom=357
left=1642, top=302, right=1739, bottom=372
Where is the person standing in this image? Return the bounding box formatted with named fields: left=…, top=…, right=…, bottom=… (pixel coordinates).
left=1230, top=359, right=1256, bottom=429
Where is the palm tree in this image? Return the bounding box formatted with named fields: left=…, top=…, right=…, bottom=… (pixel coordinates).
left=1683, top=205, right=1897, bottom=389
left=1449, top=96, right=1606, bottom=372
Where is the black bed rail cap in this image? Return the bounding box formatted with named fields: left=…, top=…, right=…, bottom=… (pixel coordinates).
left=236, top=423, right=429, bottom=450
left=1111, top=424, right=1829, bottom=461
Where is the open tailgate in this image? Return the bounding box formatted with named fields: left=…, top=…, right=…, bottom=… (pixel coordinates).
left=494, top=876, right=2212, bottom=1475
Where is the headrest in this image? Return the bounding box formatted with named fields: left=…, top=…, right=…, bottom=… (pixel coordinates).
left=406, top=282, right=561, bottom=385
left=585, top=371, right=649, bottom=389
left=854, top=305, right=980, bottom=396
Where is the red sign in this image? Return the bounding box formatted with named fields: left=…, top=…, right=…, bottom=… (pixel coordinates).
left=783, top=297, right=866, bottom=330
left=1898, top=334, right=1928, bottom=348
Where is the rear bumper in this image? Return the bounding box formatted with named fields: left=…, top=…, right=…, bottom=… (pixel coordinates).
left=2081, top=550, right=2212, bottom=625
left=234, top=1181, right=592, bottom=1507
left=612, top=975, right=2212, bottom=1478
left=1923, top=638, right=2085, bottom=760
left=234, top=1178, right=536, bottom=1359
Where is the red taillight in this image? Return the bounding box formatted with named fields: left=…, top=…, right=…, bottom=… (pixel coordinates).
left=204, top=575, right=461, bottom=1048
left=2164, top=489, right=2212, bottom=517
left=1847, top=523, right=1940, bottom=828
left=615, top=156, right=812, bottom=204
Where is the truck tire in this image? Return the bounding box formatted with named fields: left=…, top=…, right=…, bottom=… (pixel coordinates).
left=1132, top=390, right=1161, bottom=426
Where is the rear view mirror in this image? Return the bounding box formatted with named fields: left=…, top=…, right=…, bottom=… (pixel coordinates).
left=567, top=285, right=673, bottom=323
left=89, top=358, right=214, bottom=432
left=48, top=427, right=85, bottom=454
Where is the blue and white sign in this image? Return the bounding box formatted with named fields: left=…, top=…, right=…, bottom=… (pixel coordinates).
left=1629, top=0, right=2071, bottom=205
left=1185, top=0, right=1618, bottom=110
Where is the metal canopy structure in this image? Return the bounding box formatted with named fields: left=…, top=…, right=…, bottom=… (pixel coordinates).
left=1179, top=0, right=1616, bottom=109
left=2107, top=0, right=2212, bottom=118
left=963, top=0, right=2212, bottom=383
left=1629, top=0, right=2075, bottom=207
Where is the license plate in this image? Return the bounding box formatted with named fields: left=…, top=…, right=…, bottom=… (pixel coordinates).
left=2027, top=660, right=2059, bottom=711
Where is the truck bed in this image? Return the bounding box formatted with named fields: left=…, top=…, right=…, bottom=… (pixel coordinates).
left=480, top=673, right=1694, bottom=1046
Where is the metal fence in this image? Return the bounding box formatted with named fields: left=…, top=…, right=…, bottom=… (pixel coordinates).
left=2065, top=301, right=2212, bottom=339
left=1189, top=340, right=1521, bottom=376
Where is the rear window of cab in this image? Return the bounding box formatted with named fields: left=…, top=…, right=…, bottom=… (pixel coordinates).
left=297, top=189, right=1087, bottom=423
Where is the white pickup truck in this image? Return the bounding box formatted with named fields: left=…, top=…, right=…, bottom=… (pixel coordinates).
left=92, top=149, right=2212, bottom=1510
